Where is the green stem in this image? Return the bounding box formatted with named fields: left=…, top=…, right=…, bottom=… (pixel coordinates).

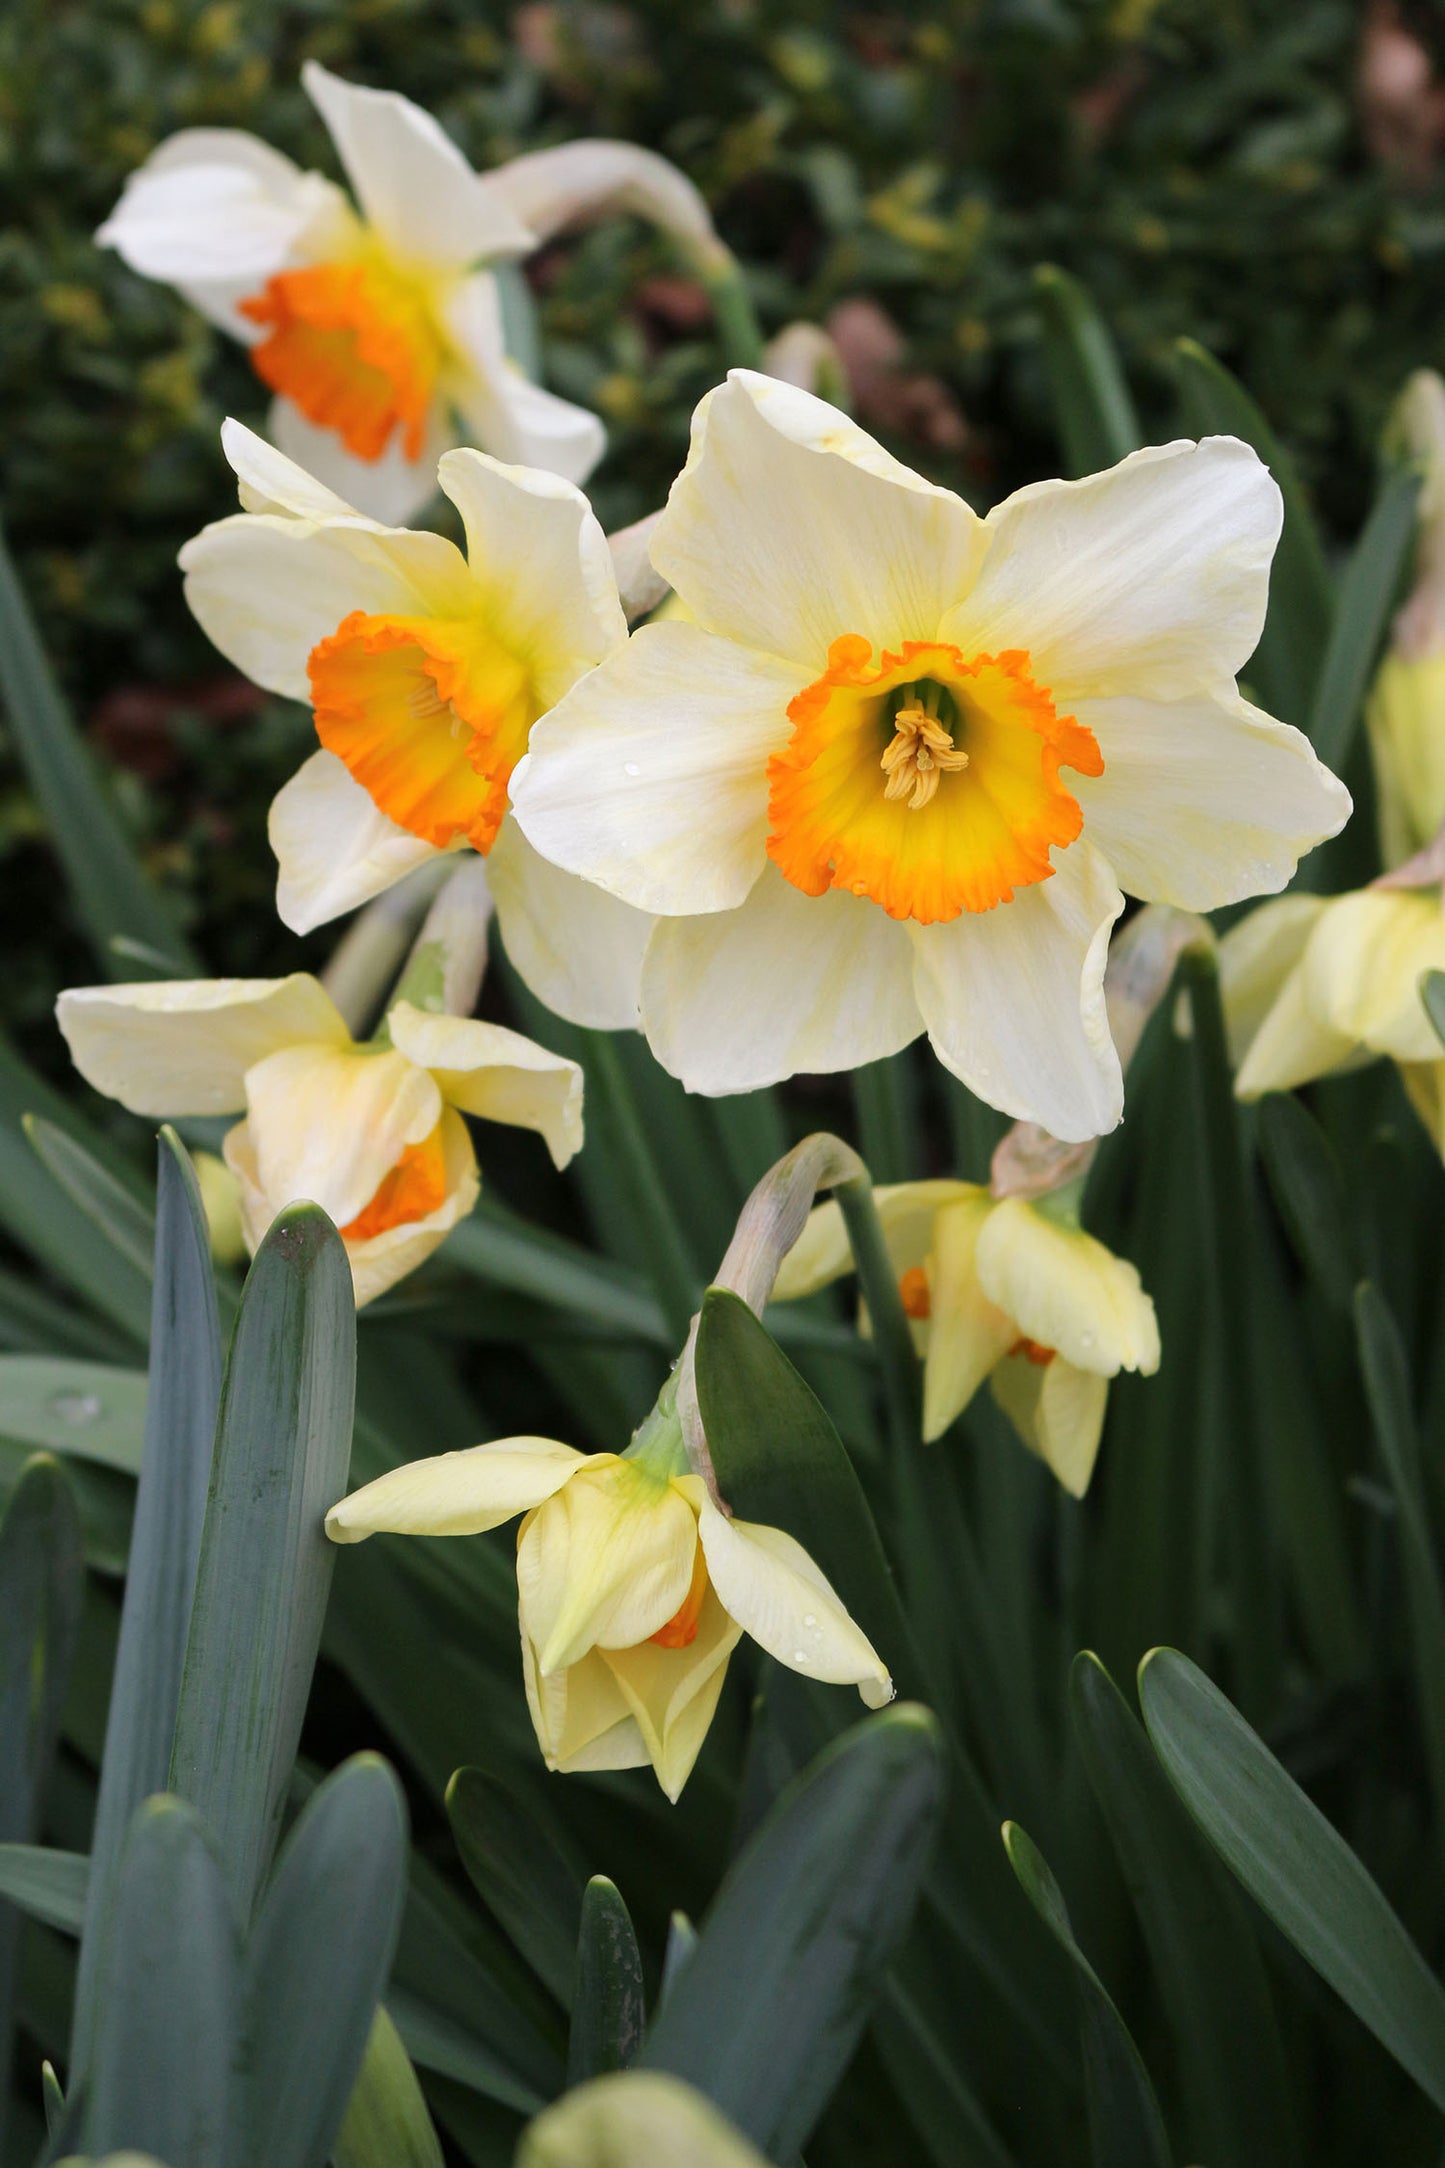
left=580, top=1029, right=700, bottom=1349
left=853, top=1054, right=917, bottom=1186
left=836, top=1173, right=922, bottom=1462
left=694, top=245, right=765, bottom=370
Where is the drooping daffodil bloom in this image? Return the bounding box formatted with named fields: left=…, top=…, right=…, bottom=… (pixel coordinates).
left=1369, top=371, right=1445, bottom=870
left=97, top=62, right=720, bottom=520
left=325, top=1390, right=893, bottom=1800
left=774, top=1180, right=1160, bottom=1496
left=56, top=972, right=582, bottom=1306
left=179, top=419, right=652, bottom=1027
left=507, top=369, right=1351, bottom=1140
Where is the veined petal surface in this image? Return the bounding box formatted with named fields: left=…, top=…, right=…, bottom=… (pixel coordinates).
left=920, top=1192, right=1017, bottom=1441
left=387, top=1002, right=584, bottom=1168
left=56, top=975, right=349, bottom=1117
left=241, top=1040, right=442, bottom=1229
left=517, top=1461, right=698, bottom=1674
left=487, top=822, right=651, bottom=1032
left=271, top=751, right=449, bottom=934
left=976, top=1201, right=1160, bottom=1377
left=326, top=1435, right=585, bottom=1540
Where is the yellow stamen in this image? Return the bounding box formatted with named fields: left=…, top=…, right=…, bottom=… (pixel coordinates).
left=881, top=699, right=970, bottom=811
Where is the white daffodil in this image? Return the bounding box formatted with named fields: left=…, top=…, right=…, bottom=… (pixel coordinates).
left=774, top=1180, right=1159, bottom=1496
left=326, top=1412, right=891, bottom=1801
left=55, top=972, right=582, bottom=1307
left=97, top=62, right=720, bottom=520
left=179, top=419, right=652, bottom=1029
left=508, top=369, right=1350, bottom=1140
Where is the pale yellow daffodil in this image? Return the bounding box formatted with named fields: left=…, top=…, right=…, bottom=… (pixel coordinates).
left=178, top=420, right=652, bottom=1027
left=56, top=972, right=582, bottom=1307
left=1370, top=373, right=1445, bottom=868
left=774, top=1180, right=1159, bottom=1496
left=326, top=1412, right=893, bottom=1801
left=508, top=369, right=1350, bottom=1140
left=98, top=63, right=719, bottom=520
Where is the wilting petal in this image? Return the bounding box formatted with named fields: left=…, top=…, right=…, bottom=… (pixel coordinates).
left=480, top=139, right=715, bottom=248
left=1303, top=888, right=1445, bottom=1062
left=641, top=865, right=919, bottom=1093
left=599, top=1587, right=743, bottom=1801
left=921, top=1193, right=1017, bottom=1441
left=909, top=840, right=1124, bottom=1141
left=517, top=1461, right=698, bottom=1674
left=446, top=275, right=606, bottom=487
left=56, top=975, right=348, bottom=1117
left=991, top=1354, right=1109, bottom=1498
left=487, top=822, right=650, bottom=1032
left=686, top=1478, right=893, bottom=1707
left=387, top=1002, right=584, bottom=1168
left=975, top=1200, right=1159, bottom=1378
left=326, top=1433, right=584, bottom=1539
left=242, top=1041, right=441, bottom=1229
left=944, top=437, right=1281, bottom=704
left=271, top=752, right=449, bottom=935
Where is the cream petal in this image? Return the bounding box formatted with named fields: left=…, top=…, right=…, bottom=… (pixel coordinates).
left=942, top=437, right=1281, bottom=704
left=1303, top=889, right=1445, bottom=1062
left=1232, top=963, right=1360, bottom=1099
left=325, top=1433, right=584, bottom=1541
left=220, top=416, right=357, bottom=522
left=686, top=1479, right=892, bottom=1707
left=640, top=866, right=920, bottom=1094
left=436, top=448, right=625, bottom=703
left=1216, top=893, right=1328, bottom=1072
left=56, top=975, right=348, bottom=1117
left=1401, top=1062, right=1445, bottom=1158
left=770, top=1179, right=980, bottom=1301
left=300, top=60, right=534, bottom=268
left=975, top=1200, right=1160, bottom=1377
left=480, top=140, right=715, bottom=248
left=1071, top=690, right=1350, bottom=909
left=920, top=1193, right=1017, bottom=1442
left=517, top=1462, right=698, bottom=1674
left=446, top=276, right=606, bottom=486
left=241, top=1041, right=441, bottom=1229
left=909, top=841, right=1125, bottom=1141
left=522, top=1634, right=647, bottom=1776
left=270, top=752, right=449, bottom=936
left=598, top=1587, right=742, bottom=1801
left=267, top=394, right=451, bottom=527
left=387, top=1002, right=584, bottom=1168
left=487, top=821, right=650, bottom=1032
left=651, top=370, right=986, bottom=670
left=340, top=1105, right=480, bottom=1307
left=991, top=1354, right=1109, bottom=1499
left=510, top=624, right=799, bottom=915
left=519, top=2072, right=776, bottom=2168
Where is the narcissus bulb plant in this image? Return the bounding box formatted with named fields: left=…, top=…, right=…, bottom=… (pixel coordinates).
left=774, top=1179, right=1159, bottom=1496
left=326, top=1387, right=893, bottom=1800
left=97, top=61, right=720, bottom=519
left=180, top=420, right=652, bottom=1029
left=56, top=972, right=582, bottom=1306
left=508, top=369, right=1351, bottom=1140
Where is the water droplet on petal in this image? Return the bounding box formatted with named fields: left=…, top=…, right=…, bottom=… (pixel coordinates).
left=1080, top=1331, right=1096, bottom=1348
left=791, top=1648, right=807, bottom=1664
left=49, top=1392, right=102, bottom=1425
left=803, top=1613, right=817, bottom=1627
left=623, top=761, right=641, bottom=777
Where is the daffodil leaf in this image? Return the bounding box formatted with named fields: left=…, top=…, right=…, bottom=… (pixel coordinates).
left=0, top=1844, right=87, bottom=1934
left=1001, top=1820, right=1172, bottom=2168
left=334, top=2008, right=445, bottom=2168
left=1307, top=463, right=1420, bottom=770
left=1256, top=1092, right=1356, bottom=1312
left=0, top=1356, right=147, bottom=1473
left=446, top=1765, right=587, bottom=2009
left=568, top=1877, right=645, bottom=2085
left=1423, top=970, right=1445, bottom=1054
left=1033, top=264, right=1142, bottom=476
left=1139, top=1646, right=1445, bottom=2115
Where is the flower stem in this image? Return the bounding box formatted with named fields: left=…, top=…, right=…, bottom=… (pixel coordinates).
left=836, top=1172, right=922, bottom=1461
left=580, top=1029, right=701, bottom=1350
left=692, top=242, right=764, bottom=370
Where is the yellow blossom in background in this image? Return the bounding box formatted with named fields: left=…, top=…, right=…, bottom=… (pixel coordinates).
left=774, top=1179, right=1159, bottom=1496
left=97, top=62, right=721, bottom=519
left=326, top=1418, right=892, bottom=1800
left=56, top=972, right=582, bottom=1306
left=509, top=370, right=1350, bottom=1140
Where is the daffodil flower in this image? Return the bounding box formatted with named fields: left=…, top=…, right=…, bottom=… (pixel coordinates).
left=97, top=64, right=719, bottom=520
left=325, top=1401, right=892, bottom=1800
left=179, top=419, right=652, bottom=1028
left=55, top=972, right=582, bottom=1307
left=507, top=370, right=1350, bottom=1140
left=774, top=1181, right=1159, bottom=1496
left=1370, top=372, right=1445, bottom=868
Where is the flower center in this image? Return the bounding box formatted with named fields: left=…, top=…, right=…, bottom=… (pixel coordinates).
left=649, top=1541, right=709, bottom=1649
left=238, top=256, right=441, bottom=463
left=898, top=1265, right=932, bottom=1320
left=767, top=637, right=1104, bottom=924
left=339, top=1124, right=449, bottom=1243
left=308, top=609, right=537, bottom=852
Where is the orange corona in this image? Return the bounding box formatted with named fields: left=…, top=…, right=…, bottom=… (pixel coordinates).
left=649, top=1543, right=710, bottom=1649
left=898, top=1265, right=932, bottom=1320
left=767, top=638, right=1103, bottom=924
left=239, top=259, right=441, bottom=463
left=340, top=1125, right=450, bottom=1243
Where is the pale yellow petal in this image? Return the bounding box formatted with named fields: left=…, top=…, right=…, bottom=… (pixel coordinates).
left=56, top=976, right=349, bottom=1117
left=991, top=1354, right=1109, bottom=1498
left=975, top=1200, right=1159, bottom=1378
left=241, top=1042, right=441, bottom=1230
left=599, top=1586, right=742, bottom=1800
left=518, top=2073, right=774, bottom=2168
left=517, top=1460, right=698, bottom=1674
left=921, top=1193, right=1017, bottom=1442
left=1216, top=893, right=1328, bottom=1071
left=325, top=1434, right=585, bottom=1541
left=521, top=1630, right=648, bottom=1776
left=386, top=1003, right=583, bottom=1168
left=1303, top=889, right=1445, bottom=1062
left=1367, top=650, right=1445, bottom=865
left=1401, top=1061, right=1445, bottom=1158
left=769, top=1180, right=979, bottom=1302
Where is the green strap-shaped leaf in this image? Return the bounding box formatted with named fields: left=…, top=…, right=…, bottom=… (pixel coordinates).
left=1307, top=464, right=1421, bottom=770
left=0, top=1356, right=147, bottom=1472
left=1424, top=970, right=1445, bottom=1052
left=0, top=516, right=198, bottom=975
left=24, top=1116, right=156, bottom=1281
left=1002, top=1822, right=1171, bottom=2168
left=1070, top=1653, right=1297, bottom=2168
left=0, top=1844, right=87, bottom=1933
left=334, top=2008, right=445, bottom=2168
left=82, top=1797, right=240, bottom=2164
left=73, top=1133, right=221, bottom=2072
left=239, top=1753, right=409, bottom=2168
left=1033, top=265, right=1142, bottom=476
left=641, top=1706, right=944, bottom=2160
left=1175, top=338, right=1333, bottom=727
left=445, top=1199, right=668, bottom=1346
left=1139, top=1645, right=1445, bottom=2114
left=568, top=1878, right=645, bottom=2086
left=446, top=1766, right=587, bottom=2008
left=1255, top=1093, right=1356, bottom=1313
left=169, top=1202, right=356, bottom=1918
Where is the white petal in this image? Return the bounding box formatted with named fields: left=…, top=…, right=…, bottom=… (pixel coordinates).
left=509, top=623, right=797, bottom=915
left=446, top=276, right=606, bottom=486
left=640, top=866, right=920, bottom=1094
left=56, top=975, right=348, bottom=1117
left=220, top=416, right=357, bottom=521
left=326, top=1434, right=585, bottom=1540
left=1232, top=963, right=1360, bottom=1099
left=909, top=841, right=1125, bottom=1141
left=240, top=1041, right=441, bottom=1229
left=480, top=139, right=715, bottom=247
left=301, top=60, right=534, bottom=267
left=487, top=821, right=651, bottom=1032
left=271, top=752, right=450, bottom=936
left=268, top=394, right=451, bottom=527
left=1216, top=893, right=1328, bottom=1071
left=975, top=1200, right=1160, bottom=1377
left=920, top=1193, right=1017, bottom=1441
left=180, top=498, right=472, bottom=702
left=686, top=1478, right=892, bottom=1707
left=943, top=437, right=1282, bottom=704
left=1073, top=689, right=1351, bottom=908
left=436, top=448, right=625, bottom=705
left=387, top=1002, right=584, bottom=1168
left=651, top=370, right=986, bottom=669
